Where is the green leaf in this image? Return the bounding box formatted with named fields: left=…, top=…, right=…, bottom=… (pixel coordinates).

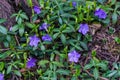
left=14, top=70, right=21, bottom=77
left=52, top=61, right=63, bottom=67
left=61, top=13, right=75, bottom=19
left=6, top=35, right=11, bottom=42
left=0, top=62, right=4, bottom=71
left=50, top=53, right=55, bottom=61
left=92, top=50, right=96, bottom=57
left=56, top=69, right=70, bottom=75
left=19, top=26, right=24, bottom=36
left=20, top=13, right=28, bottom=20
left=58, top=17, right=62, bottom=24
left=11, top=13, right=17, bottom=18
left=80, top=42, right=88, bottom=50
left=117, top=71, right=120, bottom=76
left=84, top=64, right=93, bottom=70
left=113, top=63, right=118, bottom=69
left=17, top=17, right=22, bottom=24
left=67, top=23, right=75, bottom=32
left=58, top=53, right=67, bottom=58
left=53, top=33, right=59, bottom=39
left=107, top=70, right=117, bottom=77
left=60, top=34, right=66, bottom=44
left=0, top=25, right=7, bottom=34
left=111, top=0, right=116, bottom=5
left=25, top=22, right=34, bottom=28
left=112, top=12, right=117, bottom=24
left=70, top=42, right=83, bottom=51
left=93, top=68, right=99, bottom=79
left=117, top=11, right=120, bottom=15
left=0, top=18, right=6, bottom=24
left=102, top=18, right=110, bottom=24
left=7, top=65, right=12, bottom=74
left=62, top=27, right=73, bottom=33
left=40, top=44, right=45, bottom=51
left=93, top=57, right=99, bottom=64
left=79, top=13, right=84, bottom=22
left=114, top=37, right=120, bottom=44
left=75, top=45, right=83, bottom=51
left=27, top=0, right=33, bottom=7
left=71, top=76, right=77, bottom=80
left=96, top=63, right=107, bottom=70
left=38, top=60, right=49, bottom=66
left=97, top=0, right=106, bottom=4
left=12, top=25, right=19, bottom=32
left=0, top=51, right=12, bottom=59
left=115, top=2, right=120, bottom=10
left=3, top=41, right=9, bottom=47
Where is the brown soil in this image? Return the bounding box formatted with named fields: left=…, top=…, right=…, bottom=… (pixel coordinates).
left=0, top=0, right=15, bottom=28
left=88, top=26, right=120, bottom=64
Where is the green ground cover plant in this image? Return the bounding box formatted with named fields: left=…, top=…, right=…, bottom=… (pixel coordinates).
left=0, top=0, right=120, bottom=80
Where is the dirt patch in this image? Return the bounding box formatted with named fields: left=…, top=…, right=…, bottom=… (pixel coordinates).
left=0, top=0, right=15, bottom=28
left=88, top=26, right=120, bottom=64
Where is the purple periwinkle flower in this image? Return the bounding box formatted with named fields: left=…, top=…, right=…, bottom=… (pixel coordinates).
left=29, top=35, right=40, bottom=47
left=72, top=1, right=77, bottom=7
left=26, top=57, right=37, bottom=68
left=94, top=8, right=107, bottom=19
left=78, top=23, right=89, bottom=35
left=9, top=26, right=12, bottom=31
left=33, top=6, right=41, bottom=14
left=42, top=34, right=52, bottom=41
left=0, top=73, right=4, bottom=80
left=68, top=50, right=80, bottom=63
left=39, top=23, right=49, bottom=31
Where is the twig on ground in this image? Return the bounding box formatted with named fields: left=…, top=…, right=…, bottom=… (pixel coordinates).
left=15, top=35, right=20, bottom=46
left=83, top=54, right=90, bottom=66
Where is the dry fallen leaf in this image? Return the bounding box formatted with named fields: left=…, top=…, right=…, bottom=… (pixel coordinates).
left=89, top=23, right=101, bottom=35
left=34, top=19, right=41, bottom=24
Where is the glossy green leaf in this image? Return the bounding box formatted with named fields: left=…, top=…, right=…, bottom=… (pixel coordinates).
left=97, top=0, right=106, bottom=4
left=111, top=0, right=116, bottom=5
left=107, top=70, right=117, bottom=77
left=7, top=65, right=12, bottom=74
left=25, top=22, right=34, bottom=28
left=96, top=63, right=107, bottom=70
left=52, top=61, right=63, bottom=67
left=53, top=33, right=59, bottom=39
left=40, top=44, right=45, bottom=51
left=19, top=26, right=24, bottom=36
left=0, top=62, right=4, bottom=71
left=58, top=17, right=63, bottom=24
left=0, top=51, right=12, bottom=59
left=60, top=34, right=66, bottom=44
left=112, top=12, right=117, bottom=24
left=20, top=13, right=28, bottom=20
left=12, top=25, right=19, bottom=32
left=80, top=42, right=88, bottom=50
left=0, top=25, right=7, bottom=34
left=56, top=69, right=70, bottom=75
left=17, top=17, right=22, bottom=24
left=84, top=64, right=93, bottom=70
left=93, top=68, right=99, bottom=79
left=14, top=70, right=21, bottom=77
left=27, top=0, right=33, bottom=7
left=38, top=60, right=49, bottom=66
